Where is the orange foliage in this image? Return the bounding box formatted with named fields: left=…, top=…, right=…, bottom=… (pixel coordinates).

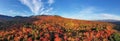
left=0, top=15, right=116, bottom=41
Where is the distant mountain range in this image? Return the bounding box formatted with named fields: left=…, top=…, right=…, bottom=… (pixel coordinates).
left=0, top=15, right=30, bottom=22
left=0, top=15, right=13, bottom=21
left=96, top=19, right=120, bottom=25
left=0, top=14, right=120, bottom=25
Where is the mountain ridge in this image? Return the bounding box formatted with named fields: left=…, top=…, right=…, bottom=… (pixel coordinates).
left=0, top=14, right=120, bottom=41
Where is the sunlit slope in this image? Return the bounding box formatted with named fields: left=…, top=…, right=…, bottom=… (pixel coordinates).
left=0, top=15, right=120, bottom=41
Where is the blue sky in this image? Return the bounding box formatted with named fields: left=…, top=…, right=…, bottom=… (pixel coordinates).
left=0, top=0, right=120, bottom=20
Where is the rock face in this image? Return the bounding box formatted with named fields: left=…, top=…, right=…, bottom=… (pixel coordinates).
left=0, top=15, right=120, bottom=41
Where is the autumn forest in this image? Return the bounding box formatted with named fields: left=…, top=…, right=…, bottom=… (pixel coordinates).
left=0, top=15, right=120, bottom=41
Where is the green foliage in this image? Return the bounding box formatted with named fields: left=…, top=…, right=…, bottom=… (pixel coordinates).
left=109, top=33, right=120, bottom=41
left=114, top=25, right=120, bottom=31
left=54, top=15, right=61, bottom=17
left=91, top=27, right=98, bottom=31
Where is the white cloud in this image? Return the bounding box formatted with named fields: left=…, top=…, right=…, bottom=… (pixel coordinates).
left=100, top=13, right=120, bottom=20
left=48, top=0, right=54, bottom=6
left=19, top=0, right=54, bottom=15
left=73, top=7, right=100, bottom=20
left=79, top=7, right=96, bottom=14
left=67, top=7, right=120, bottom=20
left=0, top=13, right=3, bottom=15
left=2, top=10, right=31, bottom=17
left=41, top=8, right=53, bottom=15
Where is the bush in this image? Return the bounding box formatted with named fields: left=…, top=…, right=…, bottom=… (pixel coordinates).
left=109, top=33, right=120, bottom=41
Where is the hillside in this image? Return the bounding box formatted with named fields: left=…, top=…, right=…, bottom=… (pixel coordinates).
left=96, top=19, right=120, bottom=31
left=0, top=15, right=120, bottom=41
left=96, top=19, right=120, bottom=25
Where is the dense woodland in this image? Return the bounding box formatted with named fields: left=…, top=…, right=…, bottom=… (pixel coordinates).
left=0, top=15, right=120, bottom=41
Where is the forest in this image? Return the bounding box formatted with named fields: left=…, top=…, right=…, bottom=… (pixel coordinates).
left=0, top=15, right=120, bottom=41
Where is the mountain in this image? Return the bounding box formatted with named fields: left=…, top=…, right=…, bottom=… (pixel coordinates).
left=0, top=15, right=13, bottom=21
left=0, top=15, right=120, bottom=41
left=95, top=19, right=120, bottom=25
left=109, top=21, right=120, bottom=25
left=98, top=19, right=120, bottom=31
left=96, top=19, right=120, bottom=22
left=0, top=15, right=30, bottom=22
